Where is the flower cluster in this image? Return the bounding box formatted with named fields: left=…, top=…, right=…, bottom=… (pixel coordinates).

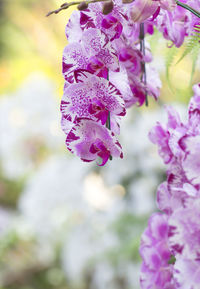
left=60, top=0, right=163, bottom=164
left=140, top=83, right=200, bottom=289
left=130, top=0, right=200, bottom=47
left=156, top=0, right=200, bottom=47
left=61, top=25, right=125, bottom=165
left=60, top=0, right=199, bottom=164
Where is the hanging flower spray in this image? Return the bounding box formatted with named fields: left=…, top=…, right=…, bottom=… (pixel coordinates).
left=47, top=1, right=200, bottom=287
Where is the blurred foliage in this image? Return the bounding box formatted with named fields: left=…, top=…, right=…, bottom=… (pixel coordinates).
left=0, top=0, right=74, bottom=96
left=109, top=213, right=148, bottom=262
left=0, top=170, right=24, bottom=208
left=148, top=29, right=200, bottom=106
left=0, top=230, right=68, bottom=289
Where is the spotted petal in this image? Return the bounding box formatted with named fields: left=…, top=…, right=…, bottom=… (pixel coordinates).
left=66, top=119, right=123, bottom=165
left=64, top=70, right=125, bottom=115
left=82, top=28, right=119, bottom=72
left=62, top=43, right=89, bottom=83
left=61, top=72, right=126, bottom=132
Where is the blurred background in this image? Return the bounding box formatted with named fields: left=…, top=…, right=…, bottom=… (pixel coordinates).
left=0, top=1, right=199, bottom=288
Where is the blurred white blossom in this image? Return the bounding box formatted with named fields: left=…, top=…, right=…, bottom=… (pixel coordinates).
left=19, top=155, right=92, bottom=241
left=62, top=221, right=119, bottom=283
left=0, top=73, right=64, bottom=179
left=0, top=207, right=15, bottom=237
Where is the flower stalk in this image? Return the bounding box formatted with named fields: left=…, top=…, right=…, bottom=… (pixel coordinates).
left=139, top=23, right=148, bottom=107
left=175, top=0, right=200, bottom=18
left=46, top=0, right=110, bottom=16
left=106, top=72, right=113, bottom=161
left=47, top=0, right=200, bottom=18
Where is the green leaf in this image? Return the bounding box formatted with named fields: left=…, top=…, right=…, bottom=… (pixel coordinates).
left=165, top=45, right=178, bottom=90
left=189, top=44, right=200, bottom=85
left=176, top=26, right=200, bottom=64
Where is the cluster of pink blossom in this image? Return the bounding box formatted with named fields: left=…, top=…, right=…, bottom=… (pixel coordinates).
left=156, top=0, right=200, bottom=47
left=54, top=0, right=200, bottom=286
left=60, top=0, right=199, bottom=164
left=140, top=83, right=200, bottom=289
left=130, top=0, right=200, bottom=47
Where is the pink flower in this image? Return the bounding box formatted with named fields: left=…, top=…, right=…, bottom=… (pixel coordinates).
left=181, top=135, right=200, bottom=185
left=79, top=2, right=126, bottom=41
left=129, top=75, right=148, bottom=106
left=160, top=0, right=176, bottom=11
left=60, top=70, right=125, bottom=133
left=145, top=65, right=162, bottom=100
left=149, top=105, right=186, bottom=164
left=65, top=10, right=83, bottom=43
left=149, top=121, right=172, bottom=164
left=140, top=213, right=175, bottom=289
left=173, top=257, right=200, bottom=289
left=188, top=83, right=200, bottom=124
left=169, top=198, right=200, bottom=259
left=62, top=0, right=198, bottom=166
left=62, top=28, right=119, bottom=83
left=156, top=182, right=177, bottom=214
left=130, top=0, right=160, bottom=23
left=156, top=2, right=196, bottom=48
left=82, top=28, right=119, bottom=71
left=150, top=88, right=200, bottom=206
left=144, top=84, right=200, bottom=287
left=108, top=67, right=137, bottom=108
left=119, top=52, right=161, bottom=106
left=62, top=43, right=88, bottom=83
left=118, top=46, right=143, bottom=75
left=101, top=15, right=123, bottom=40
left=65, top=119, right=123, bottom=165
left=129, top=0, right=175, bottom=23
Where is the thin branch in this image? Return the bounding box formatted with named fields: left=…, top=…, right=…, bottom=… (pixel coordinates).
left=46, top=0, right=108, bottom=16
left=176, top=1, right=200, bottom=19
left=46, top=0, right=200, bottom=18
left=46, top=2, right=77, bottom=16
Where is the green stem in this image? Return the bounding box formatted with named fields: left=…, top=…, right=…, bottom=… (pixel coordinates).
left=106, top=113, right=113, bottom=161
left=106, top=111, right=111, bottom=130
left=105, top=72, right=112, bottom=161
left=176, top=1, right=200, bottom=19
left=139, top=23, right=148, bottom=107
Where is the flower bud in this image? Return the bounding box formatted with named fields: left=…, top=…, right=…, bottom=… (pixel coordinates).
left=61, top=2, right=69, bottom=8
left=122, top=0, right=134, bottom=3
left=130, top=0, right=159, bottom=22
left=102, top=0, right=114, bottom=15
left=77, top=1, right=88, bottom=11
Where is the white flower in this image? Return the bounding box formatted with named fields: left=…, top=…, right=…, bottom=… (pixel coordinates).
left=0, top=73, right=64, bottom=179
left=19, top=155, right=92, bottom=241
